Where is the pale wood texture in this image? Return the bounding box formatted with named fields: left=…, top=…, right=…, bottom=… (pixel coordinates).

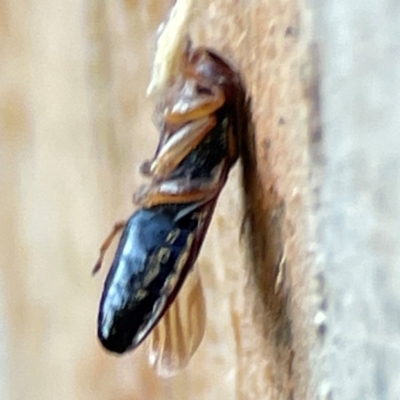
left=1, top=0, right=315, bottom=399
left=313, top=2, right=400, bottom=399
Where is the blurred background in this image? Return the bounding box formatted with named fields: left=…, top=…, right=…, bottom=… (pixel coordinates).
left=4, top=1, right=400, bottom=399
left=0, top=0, right=317, bottom=398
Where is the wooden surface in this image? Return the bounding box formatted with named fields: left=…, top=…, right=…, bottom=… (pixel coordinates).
left=0, top=1, right=315, bottom=399
left=314, top=2, right=400, bottom=399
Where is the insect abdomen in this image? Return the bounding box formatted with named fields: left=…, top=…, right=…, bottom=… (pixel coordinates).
left=98, top=204, right=208, bottom=353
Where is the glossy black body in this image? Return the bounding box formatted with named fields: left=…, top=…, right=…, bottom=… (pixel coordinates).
left=98, top=201, right=216, bottom=353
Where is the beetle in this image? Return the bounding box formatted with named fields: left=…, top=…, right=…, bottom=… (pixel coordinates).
left=94, top=45, right=246, bottom=371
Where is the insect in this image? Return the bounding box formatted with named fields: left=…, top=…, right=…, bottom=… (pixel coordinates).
left=94, top=44, right=246, bottom=374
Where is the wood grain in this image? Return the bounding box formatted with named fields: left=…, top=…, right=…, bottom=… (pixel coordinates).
left=0, top=1, right=314, bottom=399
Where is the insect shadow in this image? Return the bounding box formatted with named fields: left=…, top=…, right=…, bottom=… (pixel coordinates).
left=239, top=98, right=292, bottom=360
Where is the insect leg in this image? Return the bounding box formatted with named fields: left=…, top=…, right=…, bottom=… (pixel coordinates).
left=134, top=184, right=217, bottom=207
left=134, top=164, right=227, bottom=207
left=164, top=80, right=225, bottom=125
left=149, top=115, right=217, bottom=179
left=92, top=220, right=126, bottom=275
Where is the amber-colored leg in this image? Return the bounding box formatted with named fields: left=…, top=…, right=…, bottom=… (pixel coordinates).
left=164, top=79, right=225, bottom=125
left=134, top=164, right=227, bottom=207
left=136, top=188, right=218, bottom=208
left=142, top=73, right=226, bottom=181
left=92, top=220, right=126, bottom=275
left=149, top=115, right=216, bottom=179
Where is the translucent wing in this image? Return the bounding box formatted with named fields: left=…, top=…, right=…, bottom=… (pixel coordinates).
left=146, top=268, right=206, bottom=377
